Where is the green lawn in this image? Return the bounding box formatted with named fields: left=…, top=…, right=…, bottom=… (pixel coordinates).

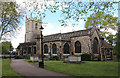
left=24, top=59, right=119, bottom=76
left=2, top=59, right=23, bottom=77
left=45, top=61, right=119, bottom=76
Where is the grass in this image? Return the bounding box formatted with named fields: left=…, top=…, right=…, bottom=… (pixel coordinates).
left=2, top=59, right=23, bottom=77
left=46, top=61, right=119, bottom=76
left=23, top=59, right=119, bottom=76
left=23, top=59, right=38, bottom=64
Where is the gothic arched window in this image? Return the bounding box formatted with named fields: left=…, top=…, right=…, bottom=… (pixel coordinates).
left=75, top=41, right=81, bottom=53
left=93, top=37, right=98, bottom=54
left=34, top=47, right=36, bottom=54
left=44, top=44, right=48, bottom=54
left=28, top=47, right=31, bottom=54
left=63, top=43, right=69, bottom=54
left=52, top=43, right=57, bottom=54
left=35, top=23, right=37, bottom=30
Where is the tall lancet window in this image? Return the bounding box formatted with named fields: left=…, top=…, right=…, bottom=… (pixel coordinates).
left=93, top=37, right=98, bottom=54
left=35, top=23, right=37, bottom=30
left=75, top=41, right=81, bottom=53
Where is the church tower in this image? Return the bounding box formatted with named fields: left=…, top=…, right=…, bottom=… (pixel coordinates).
left=25, top=13, right=42, bottom=42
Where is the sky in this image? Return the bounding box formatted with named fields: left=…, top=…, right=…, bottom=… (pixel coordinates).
left=2, top=0, right=119, bottom=50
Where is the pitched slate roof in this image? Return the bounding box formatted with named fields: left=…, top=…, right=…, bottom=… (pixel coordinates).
left=104, top=41, right=113, bottom=49
left=17, top=42, right=36, bottom=49
left=43, top=28, right=92, bottom=42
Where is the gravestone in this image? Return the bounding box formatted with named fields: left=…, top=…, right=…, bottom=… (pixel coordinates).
left=30, top=56, right=39, bottom=62
left=65, top=55, right=81, bottom=63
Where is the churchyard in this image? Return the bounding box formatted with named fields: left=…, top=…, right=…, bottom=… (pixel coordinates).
left=23, top=59, right=119, bottom=76
left=0, top=53, right=119, bottom=77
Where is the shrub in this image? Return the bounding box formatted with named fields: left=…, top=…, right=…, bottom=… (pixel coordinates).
left=49, top=56, right=59, bottom=60
left=23, top=55, right=30, bottom=59
left=81, top=53, right=92, bottom=61
left=97, top=55, right=101, bottom=61
left=14, top=55, right=24, bottom=59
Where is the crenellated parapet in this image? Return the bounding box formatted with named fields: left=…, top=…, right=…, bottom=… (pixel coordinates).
left=25, top=13, right=42, bottom=42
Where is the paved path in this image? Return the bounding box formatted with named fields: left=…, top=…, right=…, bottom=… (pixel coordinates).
left=10, top=59, right=68, bottom=77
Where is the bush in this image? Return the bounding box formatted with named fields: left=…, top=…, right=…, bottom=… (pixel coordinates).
left=49, top=56, right=59, bottom=60
left=97, top=55, right=101, bottom=61
left=14, top=55, right=24, bottom=59
left=23, top=55, right=30, bottom=59
left=81, top=53, right=92, bottom=61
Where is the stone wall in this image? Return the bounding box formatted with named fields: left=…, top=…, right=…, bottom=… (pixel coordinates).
left=71, top=36, right=90, bottom=55
left=43, top=41, right=71, bottom=55
left=25, top=14, right=42, bottom=42
left=90, top=29, right=101, bottom=54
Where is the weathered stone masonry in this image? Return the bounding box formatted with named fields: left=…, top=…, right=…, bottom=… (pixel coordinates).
left=17, top=15, right=113, bottom=60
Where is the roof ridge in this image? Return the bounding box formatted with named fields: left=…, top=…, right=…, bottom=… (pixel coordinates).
left=44, top=28, right=92, bottom=37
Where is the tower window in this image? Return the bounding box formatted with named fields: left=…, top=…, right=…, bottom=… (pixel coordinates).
left=35, top=23, right=37, bottom=30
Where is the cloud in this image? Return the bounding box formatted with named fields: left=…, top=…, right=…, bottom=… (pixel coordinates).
left=43, top=23, right=56, bottom=36
left=0, top=25, right=25, bottom=49
left=78, top=18, right=85, bottom=25
left=100, top=27, right=117, bottom=36
left=112, top=14, right=118, bottom=17
left=11, top=26, right=25, bottom=48
left=46, top=1, right=54, bottom=6
left=43, top=22, right=85, bottom=36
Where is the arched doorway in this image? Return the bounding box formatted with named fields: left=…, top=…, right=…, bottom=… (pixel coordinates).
left=75, top=41, right=81, bottom=53
left=93, top=37, right=98, bottom=54
left=63, top=43, right=69, bottom=54
left=52, top=43, right=57, bottom=54
left=44, top=44, right=48, bottom=54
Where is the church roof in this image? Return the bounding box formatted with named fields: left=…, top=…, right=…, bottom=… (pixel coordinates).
left=43, top=28, right=92, bottom=42
left=17, top=42, right=36, bottom=49
left=104, top=41, right=113, bottom=49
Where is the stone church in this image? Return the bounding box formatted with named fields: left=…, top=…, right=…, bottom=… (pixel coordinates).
left=17, top=14, right=113, bottom=61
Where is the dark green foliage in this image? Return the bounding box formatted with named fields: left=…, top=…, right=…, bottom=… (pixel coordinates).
left=85, top=11, right=117, bottom=29
left=85, top=11, right=117, bottom=47
left=81, top=53, right=92, bottom=61
left=23, top=55, right=30, bottom=59
left=97, top=55, right=101, bottom=61
left=14, top=55, right=24, bottom=59
left=49, top=56, right=59, bottom=60
left=1, top=41, right=14, bottom=54
left=14, top=55, right=30, bottom=59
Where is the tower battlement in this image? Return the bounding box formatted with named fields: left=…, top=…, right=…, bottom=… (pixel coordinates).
left=25, top=13, right=42, bottom=42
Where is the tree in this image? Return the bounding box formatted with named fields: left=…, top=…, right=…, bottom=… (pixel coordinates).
left=22, top=1, right=117, bottom=26
left=85, top=11, right=117, bottom=29
left=105, top=34, right=116, bottom=47
left=85, top=11, right=118, bottom=47
left=0, top=41, right=14, bottom=54
left=0, top=2, right=22, bottom=40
